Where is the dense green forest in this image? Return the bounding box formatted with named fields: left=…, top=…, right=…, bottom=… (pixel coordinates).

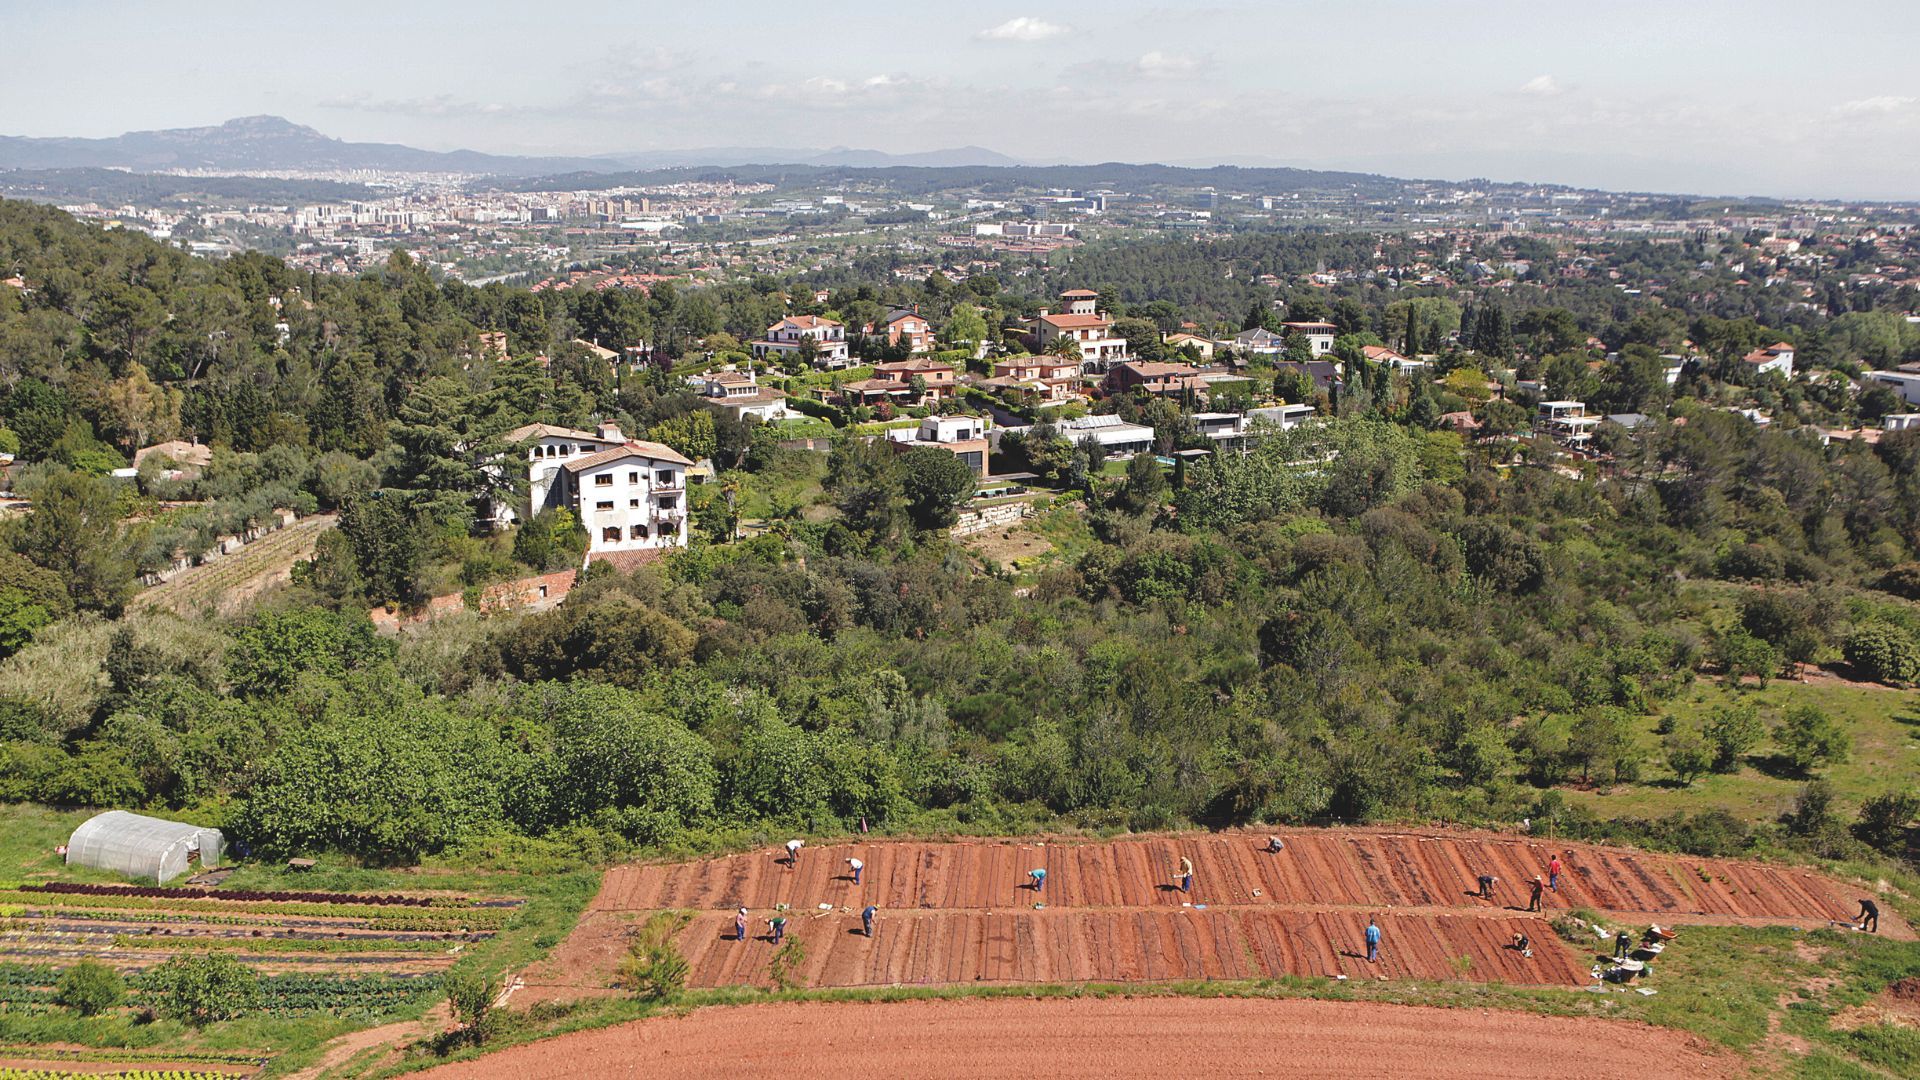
left=2, top=197, right=1919, bottom=874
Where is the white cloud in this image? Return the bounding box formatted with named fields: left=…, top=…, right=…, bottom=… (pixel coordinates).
left=1518, top=75, right=1562, bottom=97
left=976, top=17, right=1070, bottom=43
left=1135, top=51, right=1199, bottom=77
left=1835, top=95, right=1915, bottom=115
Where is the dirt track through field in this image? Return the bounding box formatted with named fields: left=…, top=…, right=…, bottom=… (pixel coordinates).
left=526, top=828, right=1898, bottom=996
left=419, top=996, right=1738, bottom=1080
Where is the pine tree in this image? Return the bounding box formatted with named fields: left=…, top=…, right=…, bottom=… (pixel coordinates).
left=1458, top=301, right=1477, bottom=352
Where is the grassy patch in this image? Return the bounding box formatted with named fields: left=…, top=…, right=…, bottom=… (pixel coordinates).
left=1561, top=680, right=1920, bottom=822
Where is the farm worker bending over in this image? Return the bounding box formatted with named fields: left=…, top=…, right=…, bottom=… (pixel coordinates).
left=847, top=857, right=864, bottom=884
left=1614, top=930, right=1633, bottom=959
left=1527, top=876, right=1545, bottom=912
left=1177, top=856, right=1194, bottom=893
left=768, top=915, right=788, bottom=943
left=1263, top=836, right=1285, bottom=854
left=1857, top=898, right=1880, bottom=933
left=1547, top=855, right=1563, bottom=892
left=1028, top=867, right=1047, bottom=893
left=1476, top=874, right=1497, bottom=900
left=1365, top=919, right=1382, bottom=963
left=735, top=908, right=749, bottom=941
left=862, top=904, right=877, bottom=938
left=785, top=839, right=804, bottom=867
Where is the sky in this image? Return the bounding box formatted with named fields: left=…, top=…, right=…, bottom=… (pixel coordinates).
left=8, top=0, right=1920, bottom=199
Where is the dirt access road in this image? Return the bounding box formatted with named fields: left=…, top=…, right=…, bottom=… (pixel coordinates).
left=419, top=996, right=1736, bottom=1080
left=523, top=827, right=1899, bottom=996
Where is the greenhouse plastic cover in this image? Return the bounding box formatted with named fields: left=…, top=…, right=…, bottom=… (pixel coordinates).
left=65, top=810, right=223, bottom=884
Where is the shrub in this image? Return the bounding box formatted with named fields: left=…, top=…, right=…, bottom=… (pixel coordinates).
left=1664, top=729, right=1712, bottom=786
left=1703, top=703, right=1764, bottom=772
left=1855, top=790, right=1920, bottom=851
left=148, top=950, right=260, bottom=1025
left=1844, top=621, right=1920, bottom=686
left=1775, top=705, right=1851, bottom=775
left=444, top=971, right=497, bottom=1041
left=53, top=959, right=124, bottom=1015
left=616, top=911, right=692, bottom=1001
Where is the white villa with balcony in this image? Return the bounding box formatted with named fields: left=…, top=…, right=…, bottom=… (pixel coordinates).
left=557, top=440, right=693, bottom=555
left=496, top=421, right=626, bottom=527
left=753, top=315, right=852, bottom=369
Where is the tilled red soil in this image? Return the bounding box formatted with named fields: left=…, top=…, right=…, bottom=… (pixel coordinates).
left=669, top=907, right=1583, bottom=988
left=523, top=827, right=1896, bottom=997
left=595, top=830, right=1878, bottom=927
left=419, top=996, right=1737, bottom=1080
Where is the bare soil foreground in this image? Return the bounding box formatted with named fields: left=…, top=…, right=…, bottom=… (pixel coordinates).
left=522, top=827, right=1902, bottom=997
left=418, top=997, right=1736, bottom=1080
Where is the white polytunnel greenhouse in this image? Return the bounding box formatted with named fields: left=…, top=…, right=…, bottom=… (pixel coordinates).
left=64, top=810, right=224, bottom=884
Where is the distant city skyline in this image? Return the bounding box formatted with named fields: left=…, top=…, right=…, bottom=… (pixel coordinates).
left=9, top=0, right=1920, bottom=199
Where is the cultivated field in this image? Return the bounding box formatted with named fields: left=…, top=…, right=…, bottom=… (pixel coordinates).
left=417, top=996, right=1738, bottom=1080
left=525, top=828, right=1900, bottom=996
left=0, top=881, right=513, bottom=1022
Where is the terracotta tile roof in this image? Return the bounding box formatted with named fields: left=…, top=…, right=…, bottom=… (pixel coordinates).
left=1038, top=313, right=1113, bottom=329
left=505, top=422, right=613, bottom=444
left=776, top=315, right=841, bottom=331
left=1059, top=288, right=1099, bottom=298
left=562, top=440, right=694, bottom=471
left=586, top=548, right=670, bottom=573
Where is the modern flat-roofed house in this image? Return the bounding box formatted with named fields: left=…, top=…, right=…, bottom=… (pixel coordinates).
left=1866, top=369, right=1920, bottom=405
left=557, top=439, right=693, bottom=556
left=1049, top=413, right=1157, bottom=459
left=1247, top=403, right=1319, bottom=430
left=1280, top=321, right=1339, bottom=356
left=697, top=369, right=796, bottom=422
left=498, top=421, right=626, bottom=526
left=886, top=414, right=990, bottom=476
left=869, top=308, right=933, bottom=353
left=1740, top=342, right=1795, bottom=378
left=1026, top=289, right=1130, bottom=369
left=753, top=315, right=852, bottom=369
left=1537, top=400, right=1599, bottom=447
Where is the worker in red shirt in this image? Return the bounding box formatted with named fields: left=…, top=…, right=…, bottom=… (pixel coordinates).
left=1547, top=855, right=1564, bottom=892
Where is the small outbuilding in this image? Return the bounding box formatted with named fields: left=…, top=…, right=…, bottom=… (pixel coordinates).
left=64, top=811, right=224, bottom=884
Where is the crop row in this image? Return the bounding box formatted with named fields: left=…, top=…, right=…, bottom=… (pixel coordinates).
left=119, top=971, right=440, bottom=1016
left=18, top=882, right=465, bottom=908
left=0, top=1060, right=239, bottom=1068
left=0, top=1070, right=237, bottom=1079
left=15, top=906, right=496, bottom=935
left=109, top=934, right=450, bottom=955
left=0, top=963, right=436, bottom=1018
left=0, top=1047, right=266, bottom=1066
left=0, top=891, right=510, bottom=928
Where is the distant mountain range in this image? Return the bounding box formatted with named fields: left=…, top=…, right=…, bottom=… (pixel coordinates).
left=0, top=116, right=606, bottom=176
left=0, top=116, right=1038, bottom=176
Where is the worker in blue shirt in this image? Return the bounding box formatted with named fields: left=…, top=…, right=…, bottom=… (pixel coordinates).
left=1365, top=918, right=1382, bottom=963
left=861, top=904, right=877, bottom=938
